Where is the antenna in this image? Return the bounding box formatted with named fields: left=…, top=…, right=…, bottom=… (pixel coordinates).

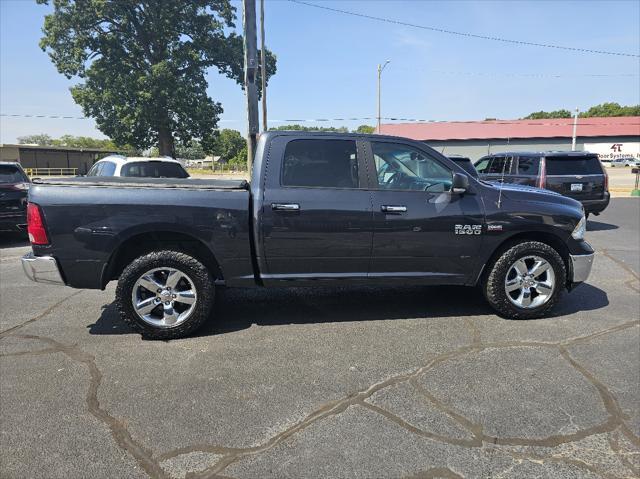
left=497, top=155, right=511, bottom=208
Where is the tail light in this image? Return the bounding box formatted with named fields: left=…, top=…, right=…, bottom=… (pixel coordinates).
left=27, top=203, right=49, bottom=245
left=603, top=169, right=609, bottom=191
left=537, top=158, right=547, bottom=189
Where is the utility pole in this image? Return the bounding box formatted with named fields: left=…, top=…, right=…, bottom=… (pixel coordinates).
left=571, top=107, right=579, bottom=151
left=243, top=0, right=259, bottom=171
left=376, top=60, right=390, bottom=134
left=260, top=0, right=267, bottom=132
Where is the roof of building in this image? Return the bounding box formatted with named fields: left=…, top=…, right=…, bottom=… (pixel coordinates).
left=379, top=116, right=640, bottom=141
left=0, top=143, right=120, bottom=153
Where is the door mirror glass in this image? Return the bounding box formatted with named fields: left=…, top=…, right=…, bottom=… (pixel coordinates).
left=452, top=172, right=469, bottom=194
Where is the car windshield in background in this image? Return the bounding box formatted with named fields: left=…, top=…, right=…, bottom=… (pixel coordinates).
left=0, top=165, right=28, bottom=183
left=120, top=162, right=189, bottom=178
left=545, top=156, right=602, bottom=175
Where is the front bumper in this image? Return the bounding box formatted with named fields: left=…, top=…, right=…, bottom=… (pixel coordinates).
left=569, top=252, right=594, bottom=283
left=21, top=253, right=66, bottom=285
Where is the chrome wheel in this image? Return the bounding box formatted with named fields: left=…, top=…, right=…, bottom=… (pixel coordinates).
left=131, top=267, right=197, bottom=328
left=504, top=255, right=555, bottom=309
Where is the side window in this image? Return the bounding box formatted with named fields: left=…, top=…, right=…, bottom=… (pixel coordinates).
left=281, top=139, right=359, bottom=188
left=475, top=157, right=492, bottom=174
left=371, top=142, right=452, bottom=192
left=486, top=156, right=513, bottom=174
left=98, top=161, right=116, bottom=176
left=517, top=156, right=540, bottom=175
left=87, top=162, right=102, bottom=176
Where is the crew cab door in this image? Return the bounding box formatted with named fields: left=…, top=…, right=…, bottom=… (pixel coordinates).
left=260, top=136, right=373, bottom=283
left=365, top=140, right=484, bottom=283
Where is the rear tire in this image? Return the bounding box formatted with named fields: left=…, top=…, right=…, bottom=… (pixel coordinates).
left=115, top=250, right=214, bottom=339
left=484, top=241, right=566, bottom=319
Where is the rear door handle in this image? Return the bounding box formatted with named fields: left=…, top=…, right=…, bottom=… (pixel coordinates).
left=381, top=205, right=407, bottom=213
left=272, top=203, right=300, bottom=211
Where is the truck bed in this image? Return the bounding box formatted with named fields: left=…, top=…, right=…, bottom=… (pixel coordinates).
left=32, top=176, right=249, bottom=190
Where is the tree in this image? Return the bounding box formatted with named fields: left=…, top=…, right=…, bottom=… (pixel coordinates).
left=38, top=0, right=277, bottom=157
left=272, top=124, right=349, bottom=132
left=523, top=103, right=640, bottom=120
left=212, top=129, right=245, bottom=162
left=175, top=140, right=205, bottom=160
left=17, top=134, right=54, bottom=146
left=580, top=102, right=640, bottom=117
left=354, top=125, right=375, bottom=134
left=523, top=109, right=572, bottom=120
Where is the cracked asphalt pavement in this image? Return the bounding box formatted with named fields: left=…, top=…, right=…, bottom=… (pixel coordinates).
left=1, top=199, right=639, bottom=479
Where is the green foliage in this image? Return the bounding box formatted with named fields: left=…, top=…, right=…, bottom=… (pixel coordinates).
left=17, top=134, right=54, bottom=145
left=355, top=125, right=375, bottom=134
left=38, top=0, right=277, bottom=157
left=271, top=124, right=349, bottom=132
left=579, top=102, right=640, bottom=117
left=212, top=129, right=246, bottom=162
left=523, top=103, right=639, bottom=120
left=52, top=135, right=118, bottom=149
left=175, top=140, right=205, bottom=160
left=523, top=109, right=572, bottom=120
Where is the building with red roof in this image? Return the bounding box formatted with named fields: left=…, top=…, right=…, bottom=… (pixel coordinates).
left=379, top=117, right=640, bottom=161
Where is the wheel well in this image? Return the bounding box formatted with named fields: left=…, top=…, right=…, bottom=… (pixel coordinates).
left=480, top=231, right=570, bottom=285
left=103, top=231, right=222, bottom=287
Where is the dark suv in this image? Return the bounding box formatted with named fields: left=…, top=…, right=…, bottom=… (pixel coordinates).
left=0, top=162, right=30, bottom=232
left=474, top=152, right=610, bottom=217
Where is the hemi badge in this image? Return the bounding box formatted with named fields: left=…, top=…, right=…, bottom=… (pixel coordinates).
left=487, top=224, right=503, bottom=232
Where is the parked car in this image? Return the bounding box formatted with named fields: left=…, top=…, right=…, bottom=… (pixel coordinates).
left=86, top=156, right=189, bottom=178
left=0, top=162, right=30, bottom=233
left=474, top=151, right=610, bottom=217
left=447, top=155, right=478, bottom=177
left=609, top=157, right=640, bottom=168
left=22, top=132, right=593, bottom=339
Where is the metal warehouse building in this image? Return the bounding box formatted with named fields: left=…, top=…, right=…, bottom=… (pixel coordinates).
left=380, top=116, right=640, bottom=161
left=0, top=143, right=119, bottom=175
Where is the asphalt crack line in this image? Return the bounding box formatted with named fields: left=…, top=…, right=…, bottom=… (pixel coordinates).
left=403, top=467, right=464, bottom=479
left=0, top=290, right=83, bottom=338
left=609, top=430, right=640, bottom=477
left=173, top=319, right=640, bottom=478
left=9, top=334, right=168, bottom=479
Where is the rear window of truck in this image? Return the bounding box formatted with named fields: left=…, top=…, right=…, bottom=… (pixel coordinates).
left=281, top=139, right=359, bottom=188
left=545, top=156, right=602, bottom=175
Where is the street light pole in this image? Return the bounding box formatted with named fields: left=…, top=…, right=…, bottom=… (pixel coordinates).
left=260, top=0, right=267, bottom=132
left=377, top=60, right=390, bottom=134
left=571, top=107, right=579, bottom=151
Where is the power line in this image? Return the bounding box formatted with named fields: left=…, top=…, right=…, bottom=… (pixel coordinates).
left=289, top=0, right=640, bottom=58
left=3, top=113, right=639, bottom=126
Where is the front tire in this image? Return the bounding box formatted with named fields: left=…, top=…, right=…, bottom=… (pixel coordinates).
left=484, top=241, right=566, bottom=319
left=115, top=250, right=214, bottom=339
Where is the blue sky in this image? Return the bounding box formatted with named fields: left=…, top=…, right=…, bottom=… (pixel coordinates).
left=1, top=0, right=639, bottom=143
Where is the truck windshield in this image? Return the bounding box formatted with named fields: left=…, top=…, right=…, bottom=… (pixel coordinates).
left=0, top=165, right=28, bottom=183
left=545, top=156, right=602, bottom=175
left=121, top=162, right=189, bottom=178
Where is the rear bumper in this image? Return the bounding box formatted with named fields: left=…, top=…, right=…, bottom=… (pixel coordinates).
left=569, top=252, right=594, bottom=283
left=21, top=253, right=66, bottom=285
left=580, top=192, right=610, bottom=215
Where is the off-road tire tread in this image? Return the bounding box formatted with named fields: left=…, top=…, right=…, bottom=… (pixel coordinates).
left=484, top=241, right=566, bottom=319
left=116, top=250, right=214, bottom=339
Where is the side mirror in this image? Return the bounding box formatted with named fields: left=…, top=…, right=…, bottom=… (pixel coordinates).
left=452, top=172, right=469, bottom=194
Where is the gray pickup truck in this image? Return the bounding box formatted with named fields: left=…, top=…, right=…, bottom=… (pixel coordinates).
left=22, top=132, right=594, bottom=339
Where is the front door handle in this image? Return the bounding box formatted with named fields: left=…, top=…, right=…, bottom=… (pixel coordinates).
left=381, top=205, right=407, bottom=213
left=272, top=203, right=300, bottom=211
